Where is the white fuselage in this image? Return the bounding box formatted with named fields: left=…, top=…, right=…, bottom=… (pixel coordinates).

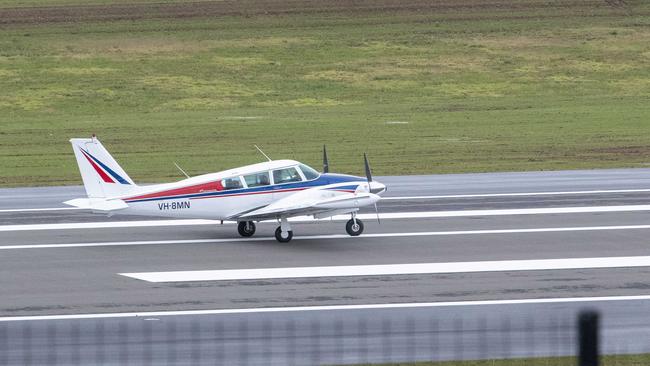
left=111, top=160, right=384, bottom=220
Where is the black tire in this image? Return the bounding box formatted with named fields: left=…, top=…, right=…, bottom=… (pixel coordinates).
left=237, top=221, right=256, bottom=237
left=346, top=218, right=364, bottom=236
left=275, top=226, right=293, bottom=243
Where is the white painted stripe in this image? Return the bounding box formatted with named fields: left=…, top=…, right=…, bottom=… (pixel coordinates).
left=3, top=295, right=650, bottom=322
left=0, top=207, right=83, bottom=213
left=120, top=255, right=650, bottom=283
left=0, top=219, right=217, bottom=232
left=3, top=205, right=650, bottom=232
left=4, top=224, right=650, bottom=250
left=383, top=188, right=650, bottom=200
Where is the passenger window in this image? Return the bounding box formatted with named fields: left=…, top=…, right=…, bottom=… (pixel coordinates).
left=244, top=172, right=270, bottom=187
left=273, top=167, right=303, bottom=184
left=299, top=164, right=320, bottom=180
left=221, top=177, right=243, bottom=190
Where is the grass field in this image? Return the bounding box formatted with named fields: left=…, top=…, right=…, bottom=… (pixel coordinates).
left=352, top=353, right=650, bottom=366
left=1, top=0, right=649, bottom=186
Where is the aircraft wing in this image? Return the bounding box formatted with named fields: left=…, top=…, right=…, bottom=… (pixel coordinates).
left=230, top=188, right=380, bottom=221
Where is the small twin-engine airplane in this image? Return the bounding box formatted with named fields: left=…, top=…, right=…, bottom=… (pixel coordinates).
left=65, top=136, right=386, bottom=242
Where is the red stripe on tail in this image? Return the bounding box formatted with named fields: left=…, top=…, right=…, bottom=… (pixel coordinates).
left=81, top=150, right=114, bottom=183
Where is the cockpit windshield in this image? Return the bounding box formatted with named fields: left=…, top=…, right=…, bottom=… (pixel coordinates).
left=298, top=164, right=320, bottom=180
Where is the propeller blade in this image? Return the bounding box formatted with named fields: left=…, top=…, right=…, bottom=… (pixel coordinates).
left=363, top=153, right=372, bottom=182
left=323, top=145, right=329, bottom=173
left=374, top=202, right=381, bottom=224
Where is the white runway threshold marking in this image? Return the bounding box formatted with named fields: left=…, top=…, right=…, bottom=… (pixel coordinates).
left=3, top=295, right=650, bottom=322
left=4, top=224, right=650, bottom=250
left=3, top=204, right=650, bottom=232
left=121, top=255, right=650, bottom=283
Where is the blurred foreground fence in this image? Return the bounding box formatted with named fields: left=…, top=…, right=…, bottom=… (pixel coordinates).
left=0, top=309, right=619, bottom=365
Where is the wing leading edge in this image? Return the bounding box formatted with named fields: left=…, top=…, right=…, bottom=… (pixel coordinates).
left=229, top=185, right=380, bottom=221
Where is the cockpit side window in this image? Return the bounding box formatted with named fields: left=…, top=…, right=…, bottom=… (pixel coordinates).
left=244, top=172, right=270, bottom=187
left=272, top=167, right=303, bottom=184
left=221, top=177, right=243, bottom=190
left=298, top=164, right=320, bottom=180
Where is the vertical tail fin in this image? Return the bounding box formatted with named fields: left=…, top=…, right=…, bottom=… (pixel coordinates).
left=70, top=136, right=137, bottom=198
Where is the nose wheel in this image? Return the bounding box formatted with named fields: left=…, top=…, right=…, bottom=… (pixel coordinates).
left=237, top=221, right=256, bottom=237
left=346, top=218, right=364, bottom=236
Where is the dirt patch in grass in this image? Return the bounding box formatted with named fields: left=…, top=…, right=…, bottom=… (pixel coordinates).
left=56, top=38, right=214, bottom=56
left=0, top=0, right=624, bottom=25
left=591, top=146, right=650, bottom=157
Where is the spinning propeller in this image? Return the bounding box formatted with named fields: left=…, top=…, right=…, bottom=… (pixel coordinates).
left=321, top=145, right=383, bottom=224
left=323, top=145, right=329, bottom=173
left=364, top=153, right=381, bottom=224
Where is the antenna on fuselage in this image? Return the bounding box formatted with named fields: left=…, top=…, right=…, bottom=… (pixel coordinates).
left=173, top=162, right=190, bottom=179
left=254, top=145, right=272, bottom=162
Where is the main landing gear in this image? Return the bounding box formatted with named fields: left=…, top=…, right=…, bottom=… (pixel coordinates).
left=237, top=221, right=256, bottom=237
left=238, top=219, right=294, bottom=243
left=275, top=217, right=293, bottom=243
left=346, top=213, right=364, bottom=236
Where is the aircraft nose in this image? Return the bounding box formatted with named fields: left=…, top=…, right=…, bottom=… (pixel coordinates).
left=369, top=180, right=386, bottom=195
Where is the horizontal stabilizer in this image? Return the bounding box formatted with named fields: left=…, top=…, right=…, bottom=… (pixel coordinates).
left=64, top=198, right=128, bottom=212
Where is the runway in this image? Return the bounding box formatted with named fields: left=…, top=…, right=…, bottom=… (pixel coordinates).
left=3, top=168, right=650, bottom=364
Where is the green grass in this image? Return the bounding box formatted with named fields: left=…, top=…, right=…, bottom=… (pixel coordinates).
left=1, top=1, right=650, bottom=186
left=351, top=353, right=650, bottom=366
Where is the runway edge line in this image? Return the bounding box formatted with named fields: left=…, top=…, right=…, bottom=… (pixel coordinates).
left=3, top=295, right=650, bottom=322
left=4, top=205, right=650, bottom=232
left=5, top=224, right=650, bottom=250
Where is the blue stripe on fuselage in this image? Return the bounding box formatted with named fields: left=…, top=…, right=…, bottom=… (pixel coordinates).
left=125, top=173, right=365, bottom=203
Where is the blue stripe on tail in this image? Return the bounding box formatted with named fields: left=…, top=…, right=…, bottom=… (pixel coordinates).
left=81, top=148, right=130, bottom=185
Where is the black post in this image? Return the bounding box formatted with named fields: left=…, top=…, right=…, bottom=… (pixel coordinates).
left=578, top=310, right=599, bottom=366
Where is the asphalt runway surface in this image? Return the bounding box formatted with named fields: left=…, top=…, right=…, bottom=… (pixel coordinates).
left=3, top=168, right=650, bottom=364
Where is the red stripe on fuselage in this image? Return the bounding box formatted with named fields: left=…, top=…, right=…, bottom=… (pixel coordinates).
left=124, top=181, right=224, bottom=201
left=81, top=150, right=114, bottom=183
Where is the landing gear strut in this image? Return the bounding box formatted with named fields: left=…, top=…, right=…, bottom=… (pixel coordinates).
left=237, top=221, right=256, bottom=237
left=275, top=217, right=293, bottom=243
left=346, top=214, right=364, bottom=236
